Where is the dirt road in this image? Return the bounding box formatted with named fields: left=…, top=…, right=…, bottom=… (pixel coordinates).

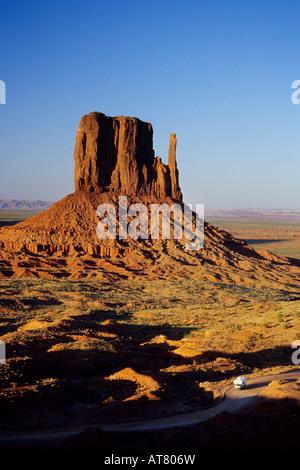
left=100, top=369, right=300, bottom=432
left=0, top=369, right=299, bottom=441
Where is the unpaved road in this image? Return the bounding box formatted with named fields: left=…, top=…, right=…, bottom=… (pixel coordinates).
left=0, top=369, right=299, bottom=441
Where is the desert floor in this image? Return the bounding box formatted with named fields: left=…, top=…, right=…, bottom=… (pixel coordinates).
left=0, top=214, right=299, bottom=451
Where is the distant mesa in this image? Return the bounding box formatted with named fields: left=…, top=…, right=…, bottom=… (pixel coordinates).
left=205, top=208, right=300, bottom=220
left=74, top=112, right=182, bottom=201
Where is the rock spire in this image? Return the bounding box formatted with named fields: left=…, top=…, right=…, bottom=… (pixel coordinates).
left=74, top=112, right=182, bottom=201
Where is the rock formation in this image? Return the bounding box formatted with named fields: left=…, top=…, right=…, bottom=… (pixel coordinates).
left=0, top=110, right=299, bottom=285
left=74, top=112, right=182, bottom=201
left=168, top=133, right=181, bottom=200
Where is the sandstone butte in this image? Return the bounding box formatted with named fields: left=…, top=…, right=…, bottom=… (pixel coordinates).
left=0, top=110, right=300, bottom=286
left=74, top=112, right=182, bottom=201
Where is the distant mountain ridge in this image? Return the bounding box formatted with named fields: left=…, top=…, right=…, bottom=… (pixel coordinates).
left=0, top=200, right=53, bottom=211
left=1, top=200, right=300, bottom=219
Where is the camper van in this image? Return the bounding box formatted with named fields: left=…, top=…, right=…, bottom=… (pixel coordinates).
left=233, top=377, right=246, bottom=390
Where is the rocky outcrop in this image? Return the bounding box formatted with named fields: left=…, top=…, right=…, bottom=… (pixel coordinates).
left=74, top=112, right=182, bottom=201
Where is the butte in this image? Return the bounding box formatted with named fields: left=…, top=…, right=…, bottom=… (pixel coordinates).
left=0, top=111, right=299, bottom=287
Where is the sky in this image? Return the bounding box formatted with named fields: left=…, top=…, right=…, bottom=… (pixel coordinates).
left=1, top=0, right=300, bottom=209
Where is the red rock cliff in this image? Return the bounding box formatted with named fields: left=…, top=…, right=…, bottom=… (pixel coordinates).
left=74, top=112, right=182, bottom=201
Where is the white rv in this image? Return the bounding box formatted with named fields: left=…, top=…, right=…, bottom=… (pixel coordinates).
left=233, top=377, right=247, bottom=390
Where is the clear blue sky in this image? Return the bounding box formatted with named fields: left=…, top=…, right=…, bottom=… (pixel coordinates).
left=1, top=0, right=300, bottom=209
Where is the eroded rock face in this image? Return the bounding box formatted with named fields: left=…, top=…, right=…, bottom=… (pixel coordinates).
left=74, top=112, right=182, bottom=201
